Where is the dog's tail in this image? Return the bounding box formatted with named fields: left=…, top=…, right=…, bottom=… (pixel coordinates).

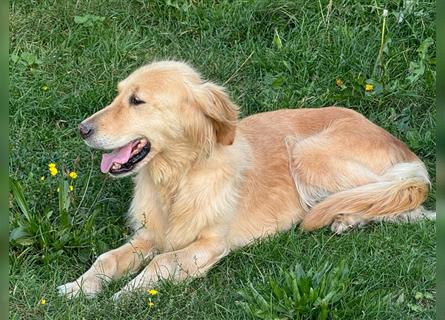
left=300, top=162, right=430, bottom=231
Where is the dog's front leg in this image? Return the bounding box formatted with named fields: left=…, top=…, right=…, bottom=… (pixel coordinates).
left=58, top=234, right=155, bottom=299
left=112, top=238, right=228, bottom=300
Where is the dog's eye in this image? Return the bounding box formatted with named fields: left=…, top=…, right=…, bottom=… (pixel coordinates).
left=129, top=95, right=145, bottom=106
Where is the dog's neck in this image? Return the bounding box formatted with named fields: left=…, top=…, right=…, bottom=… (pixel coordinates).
left=144, top=141, right=212, bottom=207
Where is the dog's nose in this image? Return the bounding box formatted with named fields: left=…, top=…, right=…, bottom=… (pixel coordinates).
left=79, top=122, right=94, bottom=139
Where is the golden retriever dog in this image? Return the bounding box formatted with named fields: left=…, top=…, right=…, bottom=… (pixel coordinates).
left=58, top=61, right=434, bottom=299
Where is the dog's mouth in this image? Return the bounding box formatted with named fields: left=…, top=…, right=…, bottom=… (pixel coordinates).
left=100, top=138, right=151, bottom=175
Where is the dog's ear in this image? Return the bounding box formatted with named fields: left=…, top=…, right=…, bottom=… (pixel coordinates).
left=193, top=82, right=239, bottom=145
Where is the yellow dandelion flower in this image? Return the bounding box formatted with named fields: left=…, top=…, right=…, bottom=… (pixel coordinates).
left=40, top=176, right=45, bottom=181
left=68, top=171, right=78, bottom=179
left=365, top=84, right=374, bottom=92
left=48, top=163, right=56, bottom=168
left=49, top=167, right=58, bottom=176
left=148, top=301, right=155, bottom=308
left=147, top=289, right=158, bottom=296
left=39, top=298, right=46, bottom=305
left=42, top=85, right=49, bottom=92
left=335, top=78, right=343, bottom=86
left=69, top=185, right=74, bottom=192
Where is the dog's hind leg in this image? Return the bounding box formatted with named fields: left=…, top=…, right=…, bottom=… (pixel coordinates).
left=284, top=132, right=380, bottom=212
left=285, top=122, right=429, bottom=233
left=286, top=135, right=380, bottom=234
left=299, top=162, right=429, bottom=232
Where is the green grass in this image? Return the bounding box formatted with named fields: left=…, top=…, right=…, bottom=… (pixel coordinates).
left=9, top=0, right=436, bottom=319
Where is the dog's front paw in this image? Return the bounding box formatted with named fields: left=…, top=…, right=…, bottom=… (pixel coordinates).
left=111, top=283, right=139, bottom=302
left=57, top=281, right=83, bottom=299
left=57, top=280, right=101, bottom=299
left=112, top=276, right=149, bottom=302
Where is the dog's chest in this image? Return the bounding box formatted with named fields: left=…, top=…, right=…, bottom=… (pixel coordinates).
left=157, top=172, right=237, bottom=251
left=131, top=155, right=243, bottom=252
left=157, top=186, right=214, bottom=250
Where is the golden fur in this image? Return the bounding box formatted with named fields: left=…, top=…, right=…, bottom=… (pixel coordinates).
left=58, top=61, right=434, bottom=299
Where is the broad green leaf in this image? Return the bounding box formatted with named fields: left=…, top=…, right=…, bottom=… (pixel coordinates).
left=9, top=226, right=30, bottom=241
left=9, top=178, right=31, bottom=222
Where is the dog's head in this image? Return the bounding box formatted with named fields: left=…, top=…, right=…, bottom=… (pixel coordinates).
left=79, top=61, right=238, bottom=177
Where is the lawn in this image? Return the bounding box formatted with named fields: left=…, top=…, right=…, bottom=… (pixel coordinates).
left=9, top=0, right=436, bottom=319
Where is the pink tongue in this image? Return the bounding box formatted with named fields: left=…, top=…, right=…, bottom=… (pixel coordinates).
left=100, top=141, right=138, bottom=173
